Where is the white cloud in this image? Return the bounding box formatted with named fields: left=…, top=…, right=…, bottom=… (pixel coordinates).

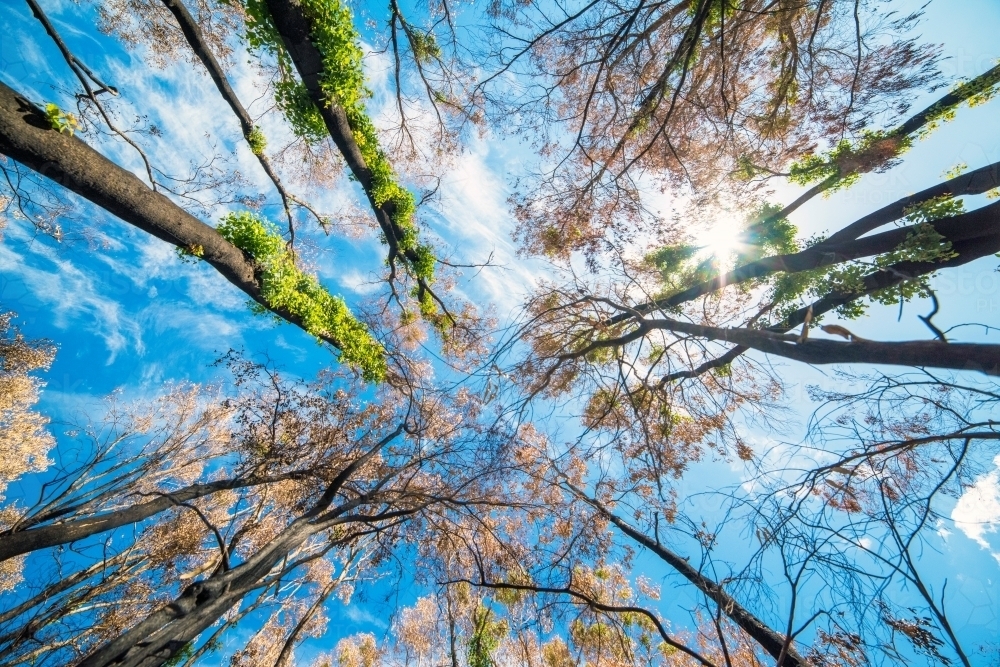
left=143, top=304, right=243, bottom=352
left=338, top=268, right=383, bottom=295
left=429, top=140, right=548, bottom=311
left=341, top=604, right=388, bottom=629
left=362, top=41, right=393, bottom=98
left=0, top=232, right=142, bottom=363
left=93, top=233, right=248, bottom=317
left=952, top=454, right=1000, bottom=565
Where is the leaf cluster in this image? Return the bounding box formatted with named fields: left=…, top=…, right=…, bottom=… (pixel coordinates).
left=44, top=103, right=80, bottom=136
left=217, top=211, right=386, bottom=381
left=788, top=130, right=912, bottom=191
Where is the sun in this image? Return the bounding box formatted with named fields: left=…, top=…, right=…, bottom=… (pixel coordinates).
left=693, top=215, right=747, bottom=271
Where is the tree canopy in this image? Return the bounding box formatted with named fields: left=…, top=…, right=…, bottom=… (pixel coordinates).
left=2, top=0, right=1000, bottom=666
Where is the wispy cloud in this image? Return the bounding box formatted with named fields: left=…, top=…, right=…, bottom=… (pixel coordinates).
left=0, top=231, right=143, bottom=363
left=338, top=268, right=384, bottom=296
left=142, top=303, right=243, bottom=352
left=427, top=138, right=550, bottom=311
left=341, top=604, right=389, bottom=629
left=952, top=454, right=1000, bottom=565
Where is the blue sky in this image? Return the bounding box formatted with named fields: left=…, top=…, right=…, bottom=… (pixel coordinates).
left=2, top=0, right=1000, bottom=662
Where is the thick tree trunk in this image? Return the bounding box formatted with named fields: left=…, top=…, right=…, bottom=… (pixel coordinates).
left=0, top=80, right=349, bottom=352
left=823, top=160, right=1000, bottom=245
left=655, top=227, right=1000, bottom=381
left=76, top=518, right=317, bottom=667
left=261, top=0, right=420, bottom=267
left=0, top=474, right=301, bottom=563
left=74, top=427, right=403, bottom=667
left=678, top=201, right=1000, bottom=312
left=0, top=82, right=253, bottom=285
left=647, top=318, right=1000, bottom=375
left=612, top=198, right=1000, bottom=325
left=635, top=221, right=1000, bottom=376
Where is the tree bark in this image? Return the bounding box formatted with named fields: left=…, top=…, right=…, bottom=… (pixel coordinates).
left=646, top=318, right=1000, bottom=375
left=822, top=160, right=1000, bottom=245
left=0, top=80, right=351, bottom=352
left=0, top=474, right=302, bottom=563
left=613, top=199, right=1000, bottom=324
left=767, top=63, right=1000, bottom=220
left=261, top=0, right=421, bottom=269
left=568, top=484, right=808, bottom=667
left=631, top=226, right=1000, bottom=376
left=74, top=427, right=403, bottom=667
left=656, top=230, right=1000, bottom=381
left=159, top=0, right=295, bottom=231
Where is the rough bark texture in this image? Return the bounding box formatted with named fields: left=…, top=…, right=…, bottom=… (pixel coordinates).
left=262, top=0, right=420, bottom=266
left=77, top=519, right=316, bottom=667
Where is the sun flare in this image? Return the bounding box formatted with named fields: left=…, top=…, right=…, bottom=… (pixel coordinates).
left=694, top=215, right=747, bottom=271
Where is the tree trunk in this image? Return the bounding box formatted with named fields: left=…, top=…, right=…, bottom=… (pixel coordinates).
left=573, top=487, right=809, bottom=667
left=261, top=0, right=419, bottom=267
left=74, top=428, right=403, bottom=667
left=0, top=81, right=349, bottom=352
left=648, top=318, right=1000, bottom=375
left=159, top=0, right=294, bottom=228
left=0, top=474, right=301, bottom=562
left=617, top=192, right=1000, bottom=324
left=669, top=200, right=1000, bottom=312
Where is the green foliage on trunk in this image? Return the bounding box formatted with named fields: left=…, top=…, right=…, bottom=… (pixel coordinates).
left=787, top=65, right=1000, bottom=192
left=44, top=103, right=79, bottom=135
left=240, top=0, right=435, bottom=284
left=788, top=130, right=912, bottom=191
left=247, top=126, right=267, bottom=155
left=218, top=212, right=386, bottom=382
left=468, top=605, right=507, bottom=667
left=648, top=198, right=963, bottom=324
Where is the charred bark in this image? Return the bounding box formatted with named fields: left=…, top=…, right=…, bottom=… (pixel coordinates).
left=261, top=0, right=423, bottom=271
left=74, top=426, right=403, bottom=667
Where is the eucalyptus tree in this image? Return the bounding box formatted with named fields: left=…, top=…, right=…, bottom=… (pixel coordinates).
left=432, top=367, right=1000, bottom=667
left=0, top=79, right=388, bottom=381
left=0, top=310, right=55, bottom=508
left=0, top=340, right=515, bottom=667
left=1, top=0, right=484, bottom=387
left=2, top=0, right=999, bottom=665
left=457, top=3, right=1000, bottom=666
left=99, top=0, right=480, bottom=338
left=478, top=0, right=944, bottom=258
